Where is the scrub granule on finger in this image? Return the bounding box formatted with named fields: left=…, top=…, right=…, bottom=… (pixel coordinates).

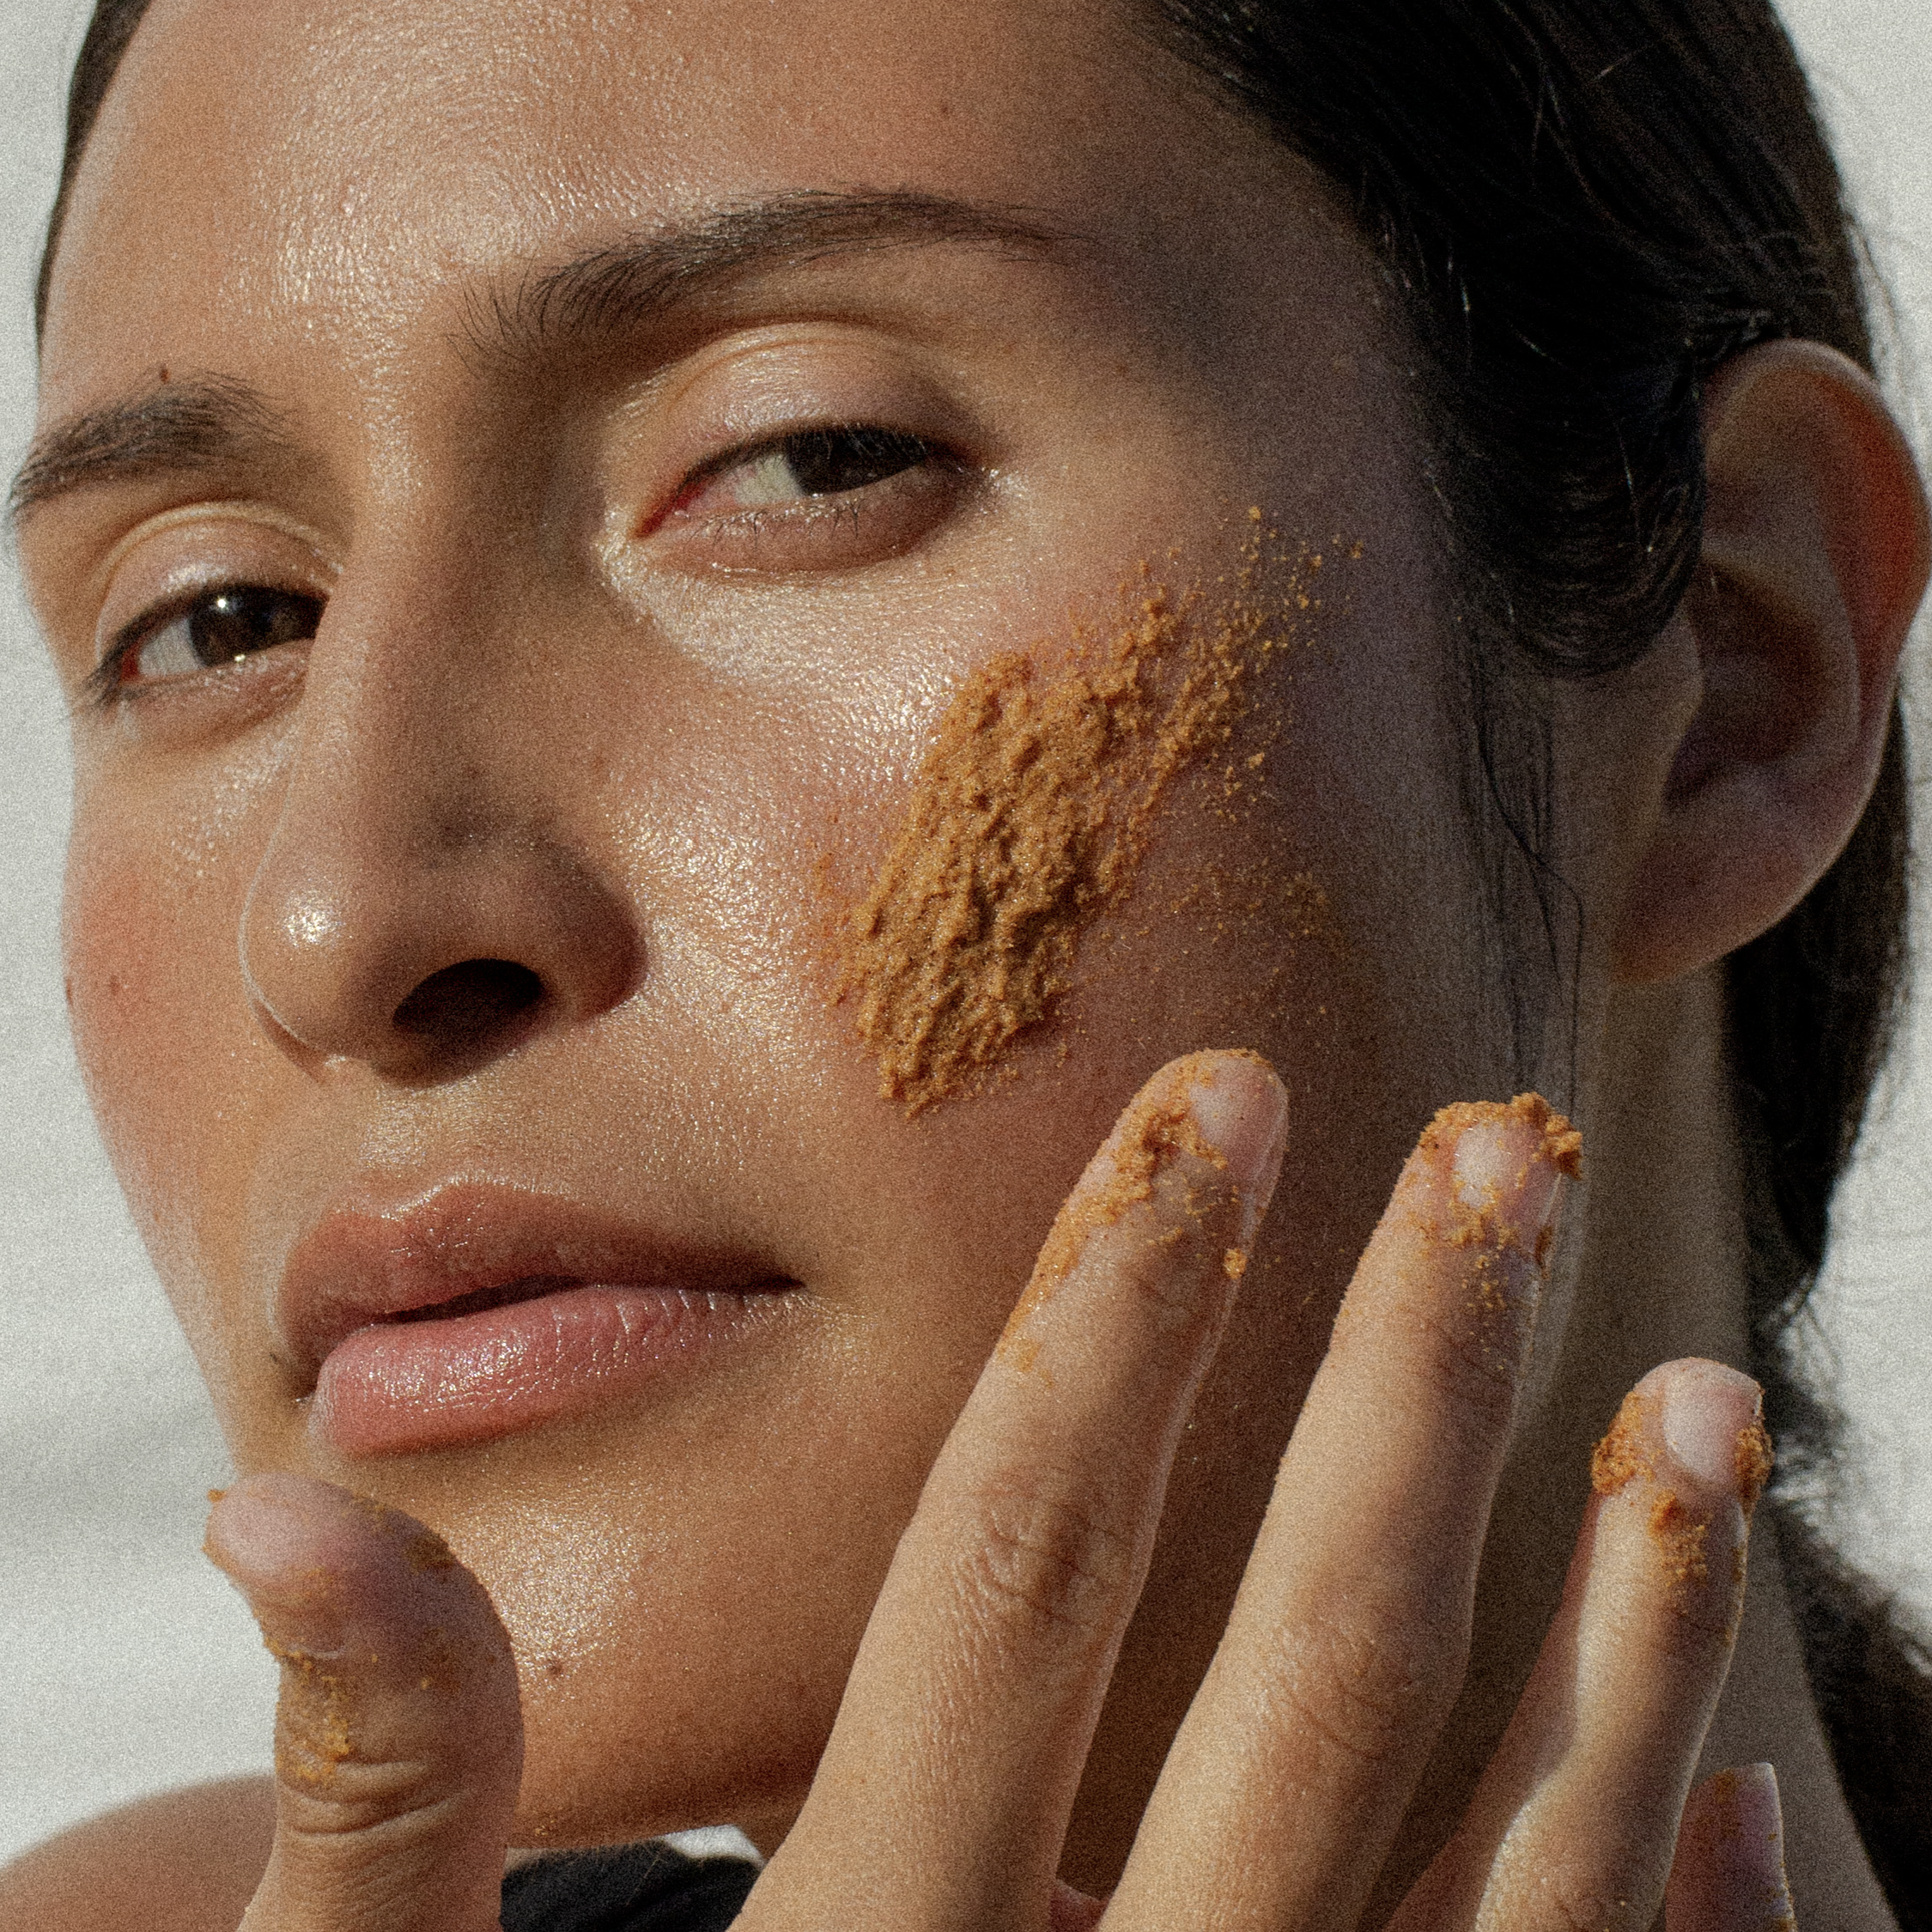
left=1595, top=1388, right=1777, bottom=1515
left=1028, top=1051, right=1224, bottom=1298
left=264, top=1638, right=356, bottom=1785
left=1649, top=1490, right=1710, bottom=1589
left=1407, top=1093, right=1577, bottom=1337
left=1590, top=1387, right=1656, bottom=1497
left=1420, top=1089, right=1583, bottom=1180
left=1591, top=1391, right=1716, bottom=1609
left=1735, top=1416, right=1774, bottom=1510
left=1425, top=1092, right=1581, bottom=1247
left=835, top=532, right=1343, bottom=1115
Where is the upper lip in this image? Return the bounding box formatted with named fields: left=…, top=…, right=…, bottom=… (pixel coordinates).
left=277, top=1180, right=796, bottom=1382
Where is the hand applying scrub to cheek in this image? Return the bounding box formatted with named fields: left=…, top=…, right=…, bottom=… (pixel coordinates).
left=12, top=0, right=1927, bottom=1923
left=204, top=1053, right=1795, bottom=1932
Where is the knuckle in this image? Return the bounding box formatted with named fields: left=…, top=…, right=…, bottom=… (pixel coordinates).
left=952, top=1473, right=1138, bottom=1645
left=1261, top=1607, right=1465, bottom=1772
left=273, top=1757, right=457, bottom=1839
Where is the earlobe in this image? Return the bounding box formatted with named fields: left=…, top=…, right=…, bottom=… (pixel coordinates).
left=1612, top=340, right=1931, bottom=984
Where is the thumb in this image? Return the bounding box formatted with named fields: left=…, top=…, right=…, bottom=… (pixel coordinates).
left=204, top=1473, right=523, bottom=1932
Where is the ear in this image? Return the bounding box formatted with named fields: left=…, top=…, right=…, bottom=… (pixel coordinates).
left=1612, top=340, right=1931, bottom=983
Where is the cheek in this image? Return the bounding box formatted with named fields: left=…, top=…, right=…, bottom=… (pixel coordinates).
left=62, top=795, right=264, bottom=1346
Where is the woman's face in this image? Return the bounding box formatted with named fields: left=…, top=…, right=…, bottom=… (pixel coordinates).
left=22, top=0, right=1522, bottom=1853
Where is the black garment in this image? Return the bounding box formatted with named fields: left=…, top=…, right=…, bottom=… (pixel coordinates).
left=501, top=1841, right=758, bottom=1932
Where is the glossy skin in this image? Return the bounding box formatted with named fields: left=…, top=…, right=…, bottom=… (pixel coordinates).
left=13, top=0, right=1929, bottom=1918
left=27, top=0, right=1469, bottom=1854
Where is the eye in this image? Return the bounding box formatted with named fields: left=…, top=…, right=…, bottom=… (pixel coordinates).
left=103, top=584, right=325, bottom=693
left=649, top=425, right=965, bottom=574
left=675, top=426, right=937, bottom=515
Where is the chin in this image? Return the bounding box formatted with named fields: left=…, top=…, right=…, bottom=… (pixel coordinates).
left=507, top=1637, right=829, bottom=1851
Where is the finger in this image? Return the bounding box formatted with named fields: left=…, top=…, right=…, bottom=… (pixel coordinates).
left=1108, top=1096, right=1576, bottom=1931
left=1389, top=1358, right=1771, bottom=1932
left=204, top=1473, right=522, bottom=1932
left=1666, top=1764, right=1797, bottom=1931
left=747, top=1049, right=1288, bottom=1932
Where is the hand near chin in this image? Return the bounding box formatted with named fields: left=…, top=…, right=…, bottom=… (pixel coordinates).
left=206, top=1052, right=1795, bottom=1932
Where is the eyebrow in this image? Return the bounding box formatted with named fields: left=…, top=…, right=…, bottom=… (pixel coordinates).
left=11, top=190, right=1069, bottom=528
left=472, top=189, right=1070, bottom=362
left=9, top=373, right=295, bottom=526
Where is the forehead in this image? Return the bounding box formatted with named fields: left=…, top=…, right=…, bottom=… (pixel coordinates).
left=41, top=0, right=1307, bottom=398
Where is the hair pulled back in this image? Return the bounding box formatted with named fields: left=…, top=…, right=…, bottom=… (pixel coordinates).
left=36, top=0, right=1932, bottom=1917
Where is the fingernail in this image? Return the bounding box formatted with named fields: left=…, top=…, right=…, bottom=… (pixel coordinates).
left=1662, top=1360, right=1766, bottom=1501
left=1188, top=1050, right=1289, bottom=1207
left=1725, top=1764, right=1795, bottom=1915
left=1450, top=1104, right=1567, bottom=1243
left=204, top=1481, right=345, bottom=1653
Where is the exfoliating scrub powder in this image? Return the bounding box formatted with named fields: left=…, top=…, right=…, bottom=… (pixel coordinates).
left=835, top=527, right=1348, bottom=1113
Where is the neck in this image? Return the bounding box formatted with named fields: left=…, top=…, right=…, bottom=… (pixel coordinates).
left=1372, top=970, right=1895, bottom=1925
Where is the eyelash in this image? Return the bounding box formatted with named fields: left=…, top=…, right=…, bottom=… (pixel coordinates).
left=652, top=422, right=956, bottom=539
left=86, top=423, right=957, bottom=704
left=678, top=424, right=937, bottom=501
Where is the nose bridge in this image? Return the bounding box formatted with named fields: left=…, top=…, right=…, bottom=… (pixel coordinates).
left=240, top=534, right=641, bottom=1081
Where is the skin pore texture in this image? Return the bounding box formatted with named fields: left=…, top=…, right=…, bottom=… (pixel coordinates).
left=10, top=0, right=1924, bottom=1921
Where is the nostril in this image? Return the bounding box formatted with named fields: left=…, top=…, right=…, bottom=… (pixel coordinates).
left=392, top=959, right=546, bottom=1051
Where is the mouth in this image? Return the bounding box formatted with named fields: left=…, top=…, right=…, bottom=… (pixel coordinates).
left=280, top=1183, right=800, bottom=1457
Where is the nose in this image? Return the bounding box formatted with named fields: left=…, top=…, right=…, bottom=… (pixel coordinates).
left=240, top=605, right=641, bottom=1085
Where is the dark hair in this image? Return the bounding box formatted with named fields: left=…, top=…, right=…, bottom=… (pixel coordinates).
left=35, top=0, right=1932, bottom=1917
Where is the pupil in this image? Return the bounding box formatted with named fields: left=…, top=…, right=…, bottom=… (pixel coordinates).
left=782, top=428, right=928, bottom=497
left=190, top=587, right=322, bottom=666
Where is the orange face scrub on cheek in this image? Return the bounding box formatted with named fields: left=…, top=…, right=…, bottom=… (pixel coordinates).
left=834, top=529, right=1343, bottom=1114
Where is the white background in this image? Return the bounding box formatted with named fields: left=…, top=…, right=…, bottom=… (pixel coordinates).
left=1, top=0, right=1928, bottom=1862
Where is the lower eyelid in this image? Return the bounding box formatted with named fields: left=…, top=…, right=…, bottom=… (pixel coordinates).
left=662, top=459, right=964, bottom=564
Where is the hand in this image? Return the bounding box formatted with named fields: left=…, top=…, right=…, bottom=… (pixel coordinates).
left=204, top=1050, right=1796, bottom=1930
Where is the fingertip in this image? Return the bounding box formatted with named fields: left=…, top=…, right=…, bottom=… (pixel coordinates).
left=1589, top=1360, right=1771, bottom=1650
left=204, top=1474, right=351, bottom=1651
left=204, top=1474, right=481, bottom=1655
left=1019, top=1048, right=1284, bottom=1328
left=1719, top=1761, right=1788, bottom=1860
left=205, top=1478, right=521, bottom=1928
left=1602, top=1358, right=1771, bottom=1514
left=1182, top=1048, right=1288, bottom=1211
left=1660, top=1360, right=1772, bottom=1512
left=1435, top=1092, right=1577, bottom=1249
left=1669, top=1762, right=1795, bottom=1931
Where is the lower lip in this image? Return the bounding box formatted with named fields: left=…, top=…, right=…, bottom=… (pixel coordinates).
left=310, top=1284, right=790, bottom=1457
